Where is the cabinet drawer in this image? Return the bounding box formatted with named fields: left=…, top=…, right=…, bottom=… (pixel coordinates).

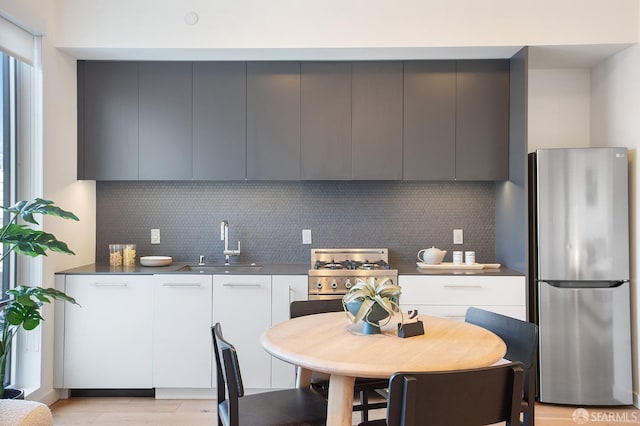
left=399, top=275, right=525, bottom=306
left=400, top=304, right=526, bottom=321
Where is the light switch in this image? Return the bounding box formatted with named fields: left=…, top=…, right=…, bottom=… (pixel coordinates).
left=453, top=229, right=463, bottom=245
left=302, top=229, right=312, bottom=245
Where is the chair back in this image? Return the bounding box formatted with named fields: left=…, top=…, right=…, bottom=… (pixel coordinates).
left=465, top=307, right=538, bottom=369
left=211, top=323, right=245, bottom=425
left=385, top=362, right=525, bottom=426
left=465, top=307, right=539, bottom=425
left=290, top=298, right=344, bottom=318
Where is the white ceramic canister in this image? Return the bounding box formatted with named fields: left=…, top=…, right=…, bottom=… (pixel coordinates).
left=465, top=251, right=476, bottom=265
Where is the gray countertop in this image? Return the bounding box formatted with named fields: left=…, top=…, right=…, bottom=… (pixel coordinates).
left=56, top=262, right=309, bottom=275
left=57, top=262, right=524, bottom=277
left=396, top=263, right=524, bottom=276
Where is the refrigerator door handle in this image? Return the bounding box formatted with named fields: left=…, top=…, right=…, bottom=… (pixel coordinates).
left=539, top=280, right=626, bottom=289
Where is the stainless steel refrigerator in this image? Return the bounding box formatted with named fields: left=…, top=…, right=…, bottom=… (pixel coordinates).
left=530, top=147, right=633, bottom=405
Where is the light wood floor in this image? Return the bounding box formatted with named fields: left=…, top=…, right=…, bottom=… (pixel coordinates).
left=49, top=396, right=640, bottom=425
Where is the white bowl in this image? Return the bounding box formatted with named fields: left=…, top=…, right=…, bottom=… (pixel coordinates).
left=140, top=256, right=173, bottom=267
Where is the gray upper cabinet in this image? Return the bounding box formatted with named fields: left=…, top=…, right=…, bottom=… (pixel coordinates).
left=301, top=62, right=352, bottom=180
left=455, top=60, right=509, bottom=180
left=352, top=62, right=404, bottom=180
left=79, top=61, right=139, bottom=180
left=139, top=62, right=193, bottom=180
left=78, top=60, right=510, bottom=182
left=403, top=61, right=456, bottom=180
left=247, top=62, right=301, bottom=180
left=192, top=62, right=247, bottom=180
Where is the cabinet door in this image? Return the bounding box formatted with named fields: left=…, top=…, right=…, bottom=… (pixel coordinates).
left=247, top=62, right=301, bottom=180
left=79, top=61, right=139, bottom=180
left=139, top=62, right=193, bottom=179
left=399, top=275, right=525, bottom=306
left=271, top=275, right=308, bottom=388
left=193, top=62, right=247, bottom=180
left=352, top=62, right=403, bottom=180
left=403, top=61, right=456, bottom=180
left=212, top=275, right=272, bottom=389
left=63, top=275, right=153, bottom=388
left=455, top=60, right=509, bottom=180
left=301, top=62, right=352, bottom=180
left=153, top=275, right=213, bottom=388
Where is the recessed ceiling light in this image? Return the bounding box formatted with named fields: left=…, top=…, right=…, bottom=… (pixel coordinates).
left=184, top=11, right=199, bottom=26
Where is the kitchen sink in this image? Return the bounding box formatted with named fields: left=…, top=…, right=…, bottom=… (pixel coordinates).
left=177, top=264, right=263, bottom=273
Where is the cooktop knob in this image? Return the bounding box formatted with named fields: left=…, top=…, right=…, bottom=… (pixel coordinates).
left=330, top=280, right=338, bottom=289
left=345, top=279, right=352, bottom=289
left=316, top=280, right=323, bottom=289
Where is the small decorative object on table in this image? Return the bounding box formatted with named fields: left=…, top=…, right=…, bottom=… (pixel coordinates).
left=397, top=309, right=424, bottom=338
left=342, top=277, right=401, bottom=334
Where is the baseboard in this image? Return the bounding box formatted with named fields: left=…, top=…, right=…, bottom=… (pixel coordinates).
left=68, top=389, right=154, bottom=398
left=25, top=387, right=59, bottom=406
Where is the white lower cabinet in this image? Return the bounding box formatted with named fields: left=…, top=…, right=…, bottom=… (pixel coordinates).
left=62, top=275, right=154, bottom=388
left=212, top=274, right=272, bottom=390
left=152, top=274, right=213, bottom=389
left=271, top=275, right=308, bottom=388
left=398, top=275, right=526, bottom=321
left=58, top=272, right=308, bottom=393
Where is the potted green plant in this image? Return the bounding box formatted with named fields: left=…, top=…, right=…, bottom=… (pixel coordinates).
left=342, top=277, right=401, bottom=334
left=0, top=199, right=79, bottom=399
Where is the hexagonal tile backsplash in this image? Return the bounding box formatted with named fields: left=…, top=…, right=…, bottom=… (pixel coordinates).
left=96, top=181, right=495, bottom=265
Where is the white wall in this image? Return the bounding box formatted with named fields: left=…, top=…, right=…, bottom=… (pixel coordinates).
left=0, top=0, right=96, bottom=404
left=528, top=68, right=591, bottom=152
left=591, top=43, right=640, bottom=407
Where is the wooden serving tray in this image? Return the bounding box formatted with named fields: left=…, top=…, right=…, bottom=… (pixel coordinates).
left=416, top=262, right=500, bottom=270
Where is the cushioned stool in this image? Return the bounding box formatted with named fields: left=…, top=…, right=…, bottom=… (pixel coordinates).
left=0, top=399, right=53, bottom=425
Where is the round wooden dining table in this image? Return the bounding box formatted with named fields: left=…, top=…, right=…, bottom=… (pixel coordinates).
left=261, top=311, right=506, bottom=426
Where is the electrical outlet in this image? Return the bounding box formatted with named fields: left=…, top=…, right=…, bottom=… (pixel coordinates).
left=302, top=229, right=312, bottom=245
left=151, top=229, right=161, bottom=244
left=453, top=229, right=463, bottom=245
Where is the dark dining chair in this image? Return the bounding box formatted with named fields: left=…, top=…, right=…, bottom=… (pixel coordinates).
left=290, top=299, right=389, bottom=423
left=465, top=307, right=539, bottom=426
left=211, top=323, right=327, bottom=426
left=359, top=362, right=525, bottom=426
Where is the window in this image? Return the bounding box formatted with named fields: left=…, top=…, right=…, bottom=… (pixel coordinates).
left=0, top=50, right=19, bottom=390
left=1, top=50, right=17, bottom=307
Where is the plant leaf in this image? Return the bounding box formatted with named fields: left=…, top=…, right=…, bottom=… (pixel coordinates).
left=1, top=225, right=76, bottom=257
left=4, top=198, right=79, bottom=224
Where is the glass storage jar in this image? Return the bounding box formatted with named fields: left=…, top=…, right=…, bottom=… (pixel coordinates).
left=109, top=244, right=123, bottom=266
left=123, top=244, right=137, bottom=267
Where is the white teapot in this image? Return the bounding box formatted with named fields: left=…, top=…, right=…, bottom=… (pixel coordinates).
left=417, top=246, right=447, bottom=264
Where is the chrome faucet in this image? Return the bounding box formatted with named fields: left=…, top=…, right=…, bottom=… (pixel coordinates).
left=220, top=220, right=241, bottom=265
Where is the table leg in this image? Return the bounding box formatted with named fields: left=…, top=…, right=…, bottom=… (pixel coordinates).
left=296, top=366, right=312, bottom=388
left=327, top=374, right=356, bottom=426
